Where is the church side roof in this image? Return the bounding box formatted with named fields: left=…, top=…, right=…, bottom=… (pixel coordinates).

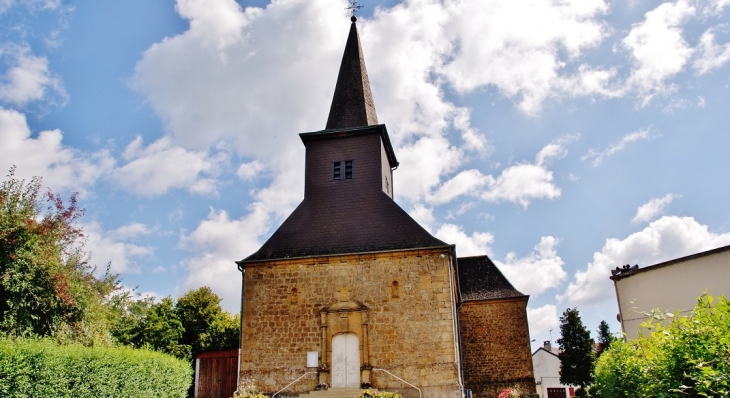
left=325, top=18, right=378, bottom=130
left=241, top=191, right=447, bottom=262
left=457, top=255, right=526, bottom=301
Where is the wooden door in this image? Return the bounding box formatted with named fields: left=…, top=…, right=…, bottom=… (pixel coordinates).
left=332, top=334, right=360, bottom=388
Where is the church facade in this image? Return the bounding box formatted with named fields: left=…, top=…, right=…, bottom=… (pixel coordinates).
left=237, top=17, right=535, bottom=398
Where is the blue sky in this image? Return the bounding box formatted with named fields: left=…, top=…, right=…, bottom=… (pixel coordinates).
left=2, top=0, right=730, bottom=351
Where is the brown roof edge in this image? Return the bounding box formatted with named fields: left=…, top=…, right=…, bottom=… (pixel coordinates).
left=610, top=243, right=730, bottom=281
left=460, top=294, right=530, bottom=305
left=236, top=244, right=452, bottom=266
left=299, top=124, right=398, bottom=168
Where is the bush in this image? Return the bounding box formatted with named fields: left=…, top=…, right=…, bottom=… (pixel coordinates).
left=0, top=337, right=192, bottom=397
left=357, top=390, right=403, bottom=398
left=594, top=294, right=730, bottom=398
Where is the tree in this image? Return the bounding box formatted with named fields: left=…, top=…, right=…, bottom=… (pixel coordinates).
left=175, top=287, right=240, bottom=356
left=595, top=320, right=616, bottom=359
left=594, top=294, right=730, bottom=398
left=557, top=307, right=595, bottom=389
left=139, top=297, right=189, bottom=358
left=0, top=167, right=118, bottom=343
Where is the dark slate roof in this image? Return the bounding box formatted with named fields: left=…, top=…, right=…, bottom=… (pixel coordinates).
left=241, top=191, right=447, bottom=262
left=457, top=255, right=525, bottom=301
left=325, top=19, right=378, bottom=130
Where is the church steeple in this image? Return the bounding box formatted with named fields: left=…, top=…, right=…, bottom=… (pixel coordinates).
left=325, top=16, right=378, bottom=130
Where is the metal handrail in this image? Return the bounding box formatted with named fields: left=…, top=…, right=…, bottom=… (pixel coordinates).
left=272, top=371, right=317, bottom=398
left=372, top=368, right=421, bottom=398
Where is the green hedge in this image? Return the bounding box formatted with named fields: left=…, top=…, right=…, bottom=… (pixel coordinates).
left=0, top=338, right=192, bottom=398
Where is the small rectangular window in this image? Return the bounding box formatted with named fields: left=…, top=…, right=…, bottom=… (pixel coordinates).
left=333, top=162, right=341, bottom=180
left=345, top=160, right=353, bottom=180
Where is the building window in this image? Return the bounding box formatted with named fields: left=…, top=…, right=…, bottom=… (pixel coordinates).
left=345, top=160, right=353, bottom=180
left=333, top=162, right=341, bottom=180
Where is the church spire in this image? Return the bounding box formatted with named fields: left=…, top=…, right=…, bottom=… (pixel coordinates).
left=325, top=16, right=378, bottom=130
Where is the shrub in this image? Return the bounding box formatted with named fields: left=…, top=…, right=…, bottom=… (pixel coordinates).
left=0, top=337, right=192, bottom=397
left=357, top=390, right=403, bottom=398
left=233, top=378, right=269, bottom=398
left=594, top=294, right=730, bottom=398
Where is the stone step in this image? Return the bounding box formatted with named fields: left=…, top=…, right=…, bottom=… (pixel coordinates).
left=301, top=387, right=364, bottom=398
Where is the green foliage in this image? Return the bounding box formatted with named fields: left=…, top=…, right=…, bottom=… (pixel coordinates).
left=233, top=378, right=270, bottom=398
left=0, top=167, right=119, bottom=344
left=107, top=293, right=190, bottom=359
left=176, top=286, right=240, bottom=355
left=595, top=320, right=616, bottom=359
left=0, top=337, right=192, bottom=398
left=557, top=307, right=595, bottom=388
left=0, top=169, right=239, bottom=362
left=594, top=294, right=730, bottom=398
left=357, top=389, right=403, bottom=398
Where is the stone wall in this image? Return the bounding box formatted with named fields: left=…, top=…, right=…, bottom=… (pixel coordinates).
left=240, top=248, right=461, bottom=398
left=459, top=298, right=536, bottom=398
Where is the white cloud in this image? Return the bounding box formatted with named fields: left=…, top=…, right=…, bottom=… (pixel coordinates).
left=693, top=27, right=730, bottom=74
left=179, top=207, right=272, bottom=313
left=396, top=136, right=463, bottom=202
left=237, top=160, right=265, bottom=181
left=114, top=136, right=226, bottom=196
left=583, top=127, right=658, bottom=166
left=622, top=0, right=696, bottom=104
left=131, top=0, right=343, bottom=154
left=84, top=221, right=155, bottom=274
left=434, top=0, right=614, bottom=114
left=527, top=304, right=560, bottom=337
left=0, top=106, right=114, bottom=194
left=428, top=169, right=492, bottom=205
left=435, top=224, right=494, bottom=257
left=130, top=0, right=617, bottom=219
left=423, top=141, right=566, bottom=208
left=0, top=0, right=59, bottom=14
left=435, top=230, right=566, bottom=296
left=408, top=203, right=436, bottom=233
left=561, top=216, right=730, bottom=306
left=536, top=143, right=568, bottom=166
left=0, top=44, right=64, bottom=106
left=632, top=193, right=677, bottom=223
left=480, top=163, right=561, bottom=208
left=496, top=236, right=567, bottom=297
left=704, top=0, right=730, bottom=15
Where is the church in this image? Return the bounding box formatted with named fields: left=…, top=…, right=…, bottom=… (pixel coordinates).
left=236, top=16, right=535, bottom=398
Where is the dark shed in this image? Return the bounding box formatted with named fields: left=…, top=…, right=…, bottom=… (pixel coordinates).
left=194, top=348, right=239, bottom=398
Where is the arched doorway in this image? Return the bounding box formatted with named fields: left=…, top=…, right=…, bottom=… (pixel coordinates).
left=332, top=333, right=360, bottom=388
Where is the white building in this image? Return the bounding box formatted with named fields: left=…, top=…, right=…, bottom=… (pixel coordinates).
left=611, top=244, right=730, bottom=339
left=532, top=341, right=575, bottom=398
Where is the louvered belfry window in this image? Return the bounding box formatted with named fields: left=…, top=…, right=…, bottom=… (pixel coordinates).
left=333, top=162, right=341, bottom=180
left=344, top=160, right=353, bottom=180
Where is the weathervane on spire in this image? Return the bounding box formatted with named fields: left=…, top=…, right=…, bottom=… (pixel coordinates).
left=345, top=0, right=364, bottom=19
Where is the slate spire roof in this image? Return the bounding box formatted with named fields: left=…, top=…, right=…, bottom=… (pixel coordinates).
left=239, top=18, right=446, bottom=264
left=325, top=17, right=378, bottom=130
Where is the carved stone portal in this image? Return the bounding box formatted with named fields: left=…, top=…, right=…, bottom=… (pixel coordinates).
left=319, top=296, right=370, bottom=388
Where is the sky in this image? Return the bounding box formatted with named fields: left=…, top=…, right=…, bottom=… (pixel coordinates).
left=1, top=0, right=730, bottom=352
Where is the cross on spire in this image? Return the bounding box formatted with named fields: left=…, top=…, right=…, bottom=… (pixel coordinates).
left=345, top=1, right=363, bottom=18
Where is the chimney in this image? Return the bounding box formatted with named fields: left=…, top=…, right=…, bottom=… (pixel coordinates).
left=543, top=341, right=552, bottom=351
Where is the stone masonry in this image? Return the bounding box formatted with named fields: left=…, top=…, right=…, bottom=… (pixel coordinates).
left=240, top=248, right=461, bottom=398
left=459, top=298, right=536, bottom=397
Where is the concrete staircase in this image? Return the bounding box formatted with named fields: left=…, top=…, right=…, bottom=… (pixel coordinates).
left=300, top=387, right=364, bottom=398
